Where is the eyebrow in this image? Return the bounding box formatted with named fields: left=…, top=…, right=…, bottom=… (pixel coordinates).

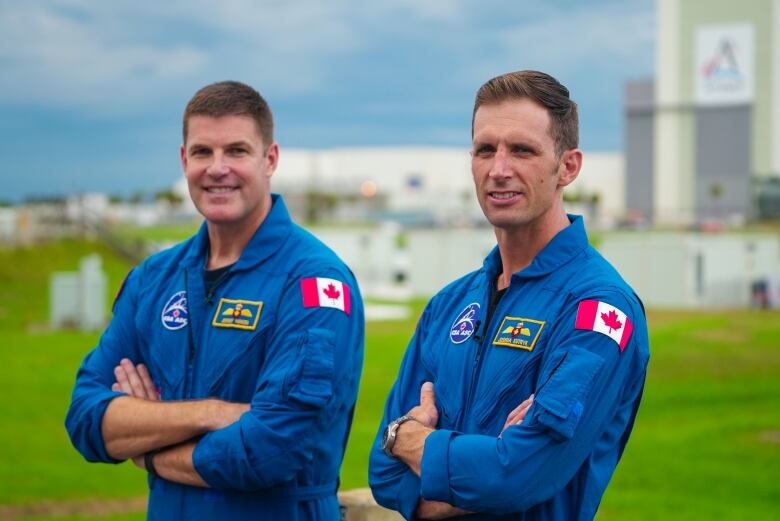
left=187, top=140, right=254, bottom=154
left=472, top=137, right=542, bottom=151
left=225, top=140, right=253, bottom=149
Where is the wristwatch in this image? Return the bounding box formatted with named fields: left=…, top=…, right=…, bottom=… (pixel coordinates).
left=381, top=415, right=417, bottom=457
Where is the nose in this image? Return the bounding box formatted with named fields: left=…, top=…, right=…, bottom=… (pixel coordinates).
left=206, top=152, right=230, bottom=176
left=488, top=147, right=512, bottom=180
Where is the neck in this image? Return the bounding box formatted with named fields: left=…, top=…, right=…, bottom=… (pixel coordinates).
left=494, top=205, right=570, bottom=290
left=205, top=201, right=271, bottom=270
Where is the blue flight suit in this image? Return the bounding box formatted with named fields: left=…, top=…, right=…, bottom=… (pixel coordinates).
left=66, top=195, right=364, bottom=520
left=369, top=215, right=649, bottom=520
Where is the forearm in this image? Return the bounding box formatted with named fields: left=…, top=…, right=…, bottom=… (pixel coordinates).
left=392, top=419, right=433, bottom=476
left=101, top=396, right=248, bottom=459
left=394, top=420, right=472, bottom=518
left=148, top=441, right=208, bottom=488
left=415, top=499, right=471, bottom=520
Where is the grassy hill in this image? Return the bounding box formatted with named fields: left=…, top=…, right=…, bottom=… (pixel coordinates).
left=0, top=238, right=778, bottom=520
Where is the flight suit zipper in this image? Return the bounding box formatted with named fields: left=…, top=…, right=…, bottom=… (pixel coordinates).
left=183, top=265, right=232, bottom=398
left=461, top=282, right=506, bottom=426
left=462, top=321, right=491, bottom=425
left=184, top=269, right=196, bottom=398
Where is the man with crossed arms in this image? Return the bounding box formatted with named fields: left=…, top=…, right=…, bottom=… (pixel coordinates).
left=66, top=81, right=364, bottom=520
left=369, top=70, right=649, bottom=520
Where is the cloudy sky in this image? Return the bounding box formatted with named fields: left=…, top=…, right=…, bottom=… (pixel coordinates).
left=0, top=0, right=655, bottom=201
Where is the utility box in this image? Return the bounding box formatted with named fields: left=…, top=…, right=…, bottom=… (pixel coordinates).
left=50, top=254, right=107, bottom=331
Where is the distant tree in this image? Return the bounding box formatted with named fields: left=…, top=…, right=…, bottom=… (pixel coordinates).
left=128, top=191, right=145, bottom=204
left=24, top=195, right=66, bottom=204
left=304, top=190, right=338, bottom=223
left=154, top=189, right=184, bottom=205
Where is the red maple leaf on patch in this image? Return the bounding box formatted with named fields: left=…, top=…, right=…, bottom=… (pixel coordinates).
left=601, top=309, right=622, bottom=333
left=323, top=283, right=341, bottom=300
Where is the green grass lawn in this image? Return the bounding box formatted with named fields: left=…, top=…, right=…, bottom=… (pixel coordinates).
left=110, top=221, right=202, bottom=245
left=1, top=240, right=779, bottom=520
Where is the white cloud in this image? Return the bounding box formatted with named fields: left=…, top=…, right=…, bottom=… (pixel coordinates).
left=0, top=0, right=368, bottom=112
left=494, top=2, right=655, bottom=75
left=0, top=3, right=207, bottom=110
left=0, top=0, right=654, bottom=118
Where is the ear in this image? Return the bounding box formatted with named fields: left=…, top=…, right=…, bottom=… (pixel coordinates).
left=264, top=142, right=279, bottom=178
left=557, top=148, right=582, bottom=188
left=180, top=144, right=187, bottom=171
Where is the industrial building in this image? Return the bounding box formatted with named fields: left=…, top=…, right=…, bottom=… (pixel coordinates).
left=626, top=0, right=780, bottom=225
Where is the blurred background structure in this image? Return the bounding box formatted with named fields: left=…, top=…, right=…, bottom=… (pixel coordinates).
left=626, top=0, right=780, bottom=225
left=2, top=0, right=779, bottom=312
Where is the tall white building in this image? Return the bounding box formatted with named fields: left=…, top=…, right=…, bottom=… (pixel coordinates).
left=626, top=0, right=780, bottom=224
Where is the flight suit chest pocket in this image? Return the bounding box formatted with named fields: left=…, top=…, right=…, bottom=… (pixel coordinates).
left=535, top=346, right=604, bottom=441
left=475, top=346, right=544, bottom=431
left=204, top=329, right=264, bottom=400
left=285, top=328, right=335, bottom=409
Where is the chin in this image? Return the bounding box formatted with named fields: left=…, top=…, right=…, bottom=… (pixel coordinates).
left=487, top=212, right=536, bottom=229
left=200, top=209, right=241, bottom=224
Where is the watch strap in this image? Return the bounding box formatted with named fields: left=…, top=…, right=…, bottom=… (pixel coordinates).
left=383, top=414, right=417, bottom=457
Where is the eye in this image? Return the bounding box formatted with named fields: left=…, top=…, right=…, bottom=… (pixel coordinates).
left=510, top=144, right=535, bottom=156
left=227, top=147, right=248, bottom=156
left=474, top=144, right=495, bottom=157
left=190, top=147, right=210, bottom=157
left=512, top=145, right=533, bottom=155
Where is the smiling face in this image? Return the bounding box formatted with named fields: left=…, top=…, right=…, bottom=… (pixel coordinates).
left=181, top=114, right=278, bottom=232
left=471, top=97, right=580, bottom=233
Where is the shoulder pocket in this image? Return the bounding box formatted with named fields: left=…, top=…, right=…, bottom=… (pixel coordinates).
left=287, top=328, right=335, bottom=408
left=535, top=346, right=604, bottom=441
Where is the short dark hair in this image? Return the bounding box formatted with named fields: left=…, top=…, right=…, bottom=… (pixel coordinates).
left=472, top=70, right=578, bottom=156
left=182, top=81, right=274, bottom=147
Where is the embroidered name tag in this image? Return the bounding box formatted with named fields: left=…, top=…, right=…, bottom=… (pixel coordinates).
left=492, top=316, right=545, bottom=351
left=212, top=298, right=263, bottom=331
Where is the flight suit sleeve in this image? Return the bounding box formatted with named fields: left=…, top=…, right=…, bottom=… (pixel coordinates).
left=192, top=267, right=365, bottom=491
left=64, top=267, right=143, bottom=463
left=419, top=290, right=649, bottom=514
left=368, top=303, right=435, bottom=520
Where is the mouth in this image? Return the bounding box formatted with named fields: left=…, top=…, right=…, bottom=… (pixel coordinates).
left=489, top=191, right=521, bottom=200
left=487, top=191, right=523, bottom=204
left=204, top=186, right=238, bottom=194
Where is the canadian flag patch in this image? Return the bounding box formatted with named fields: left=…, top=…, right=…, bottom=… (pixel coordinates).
left=575, top=300, right=633, bottom=352
left=301, top=277, right=351, bottom=315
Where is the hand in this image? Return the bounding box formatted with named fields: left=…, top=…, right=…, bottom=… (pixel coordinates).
left=131, top=453, right=145, bottom=470
left=405, top=381, right=438, bottom=428
left=112, top=358, right=160, bottom=400
left=500, top=394, right=534, bottom=435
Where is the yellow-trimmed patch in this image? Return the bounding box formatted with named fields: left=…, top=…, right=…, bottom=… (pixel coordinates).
left=492, top=316, right=545, bottom=351
left=212, top=298, right=263, bottom=331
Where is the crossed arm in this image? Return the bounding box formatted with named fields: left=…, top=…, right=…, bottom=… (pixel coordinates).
left=102, top=358, right=249, bottom=487
left=389, top=382, right=534, bottom=519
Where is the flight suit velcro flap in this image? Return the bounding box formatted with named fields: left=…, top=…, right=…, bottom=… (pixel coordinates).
left=535, top=346, right=604, bottom=441
left=288, top=328, right=335, bottom=408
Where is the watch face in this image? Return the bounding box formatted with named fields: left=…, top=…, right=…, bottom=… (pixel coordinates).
left=381, top=425, right=390, bottom=450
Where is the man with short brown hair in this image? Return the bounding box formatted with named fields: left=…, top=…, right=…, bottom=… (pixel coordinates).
left=66, top=80, right=364, bottom=520
left=369, top=70, right=649, bottom=520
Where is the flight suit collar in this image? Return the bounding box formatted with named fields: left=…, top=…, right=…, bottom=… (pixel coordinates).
left=480, top=214, right=589, bottom=282
left=182, top=193, right=293, bottom=270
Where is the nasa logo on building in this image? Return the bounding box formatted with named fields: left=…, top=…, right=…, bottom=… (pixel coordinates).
left=696, top=24, right=754, bottom=106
